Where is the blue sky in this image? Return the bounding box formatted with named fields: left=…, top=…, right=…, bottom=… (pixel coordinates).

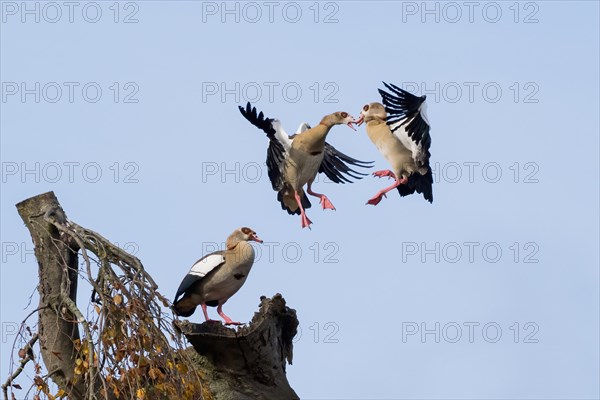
left=1, top=1, right=599, bottom=399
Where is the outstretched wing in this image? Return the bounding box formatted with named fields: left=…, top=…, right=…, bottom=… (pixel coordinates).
left=378, top=82, right=431, bottom=169
left=295, top=122, right=311, bottom=134
left=318, top=143, right=374, bottom=183
left=239, top=102, right=292, bottom=191
left=174, top=252, right=225, bottom=303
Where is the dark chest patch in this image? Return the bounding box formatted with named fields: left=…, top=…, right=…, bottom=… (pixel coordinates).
left=234, top=273, right=246, bottom=280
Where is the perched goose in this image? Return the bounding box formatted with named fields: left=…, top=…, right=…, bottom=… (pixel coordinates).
left=173, top=227, right=263, bottom=325
left=239, top=102, right=373, bottom=228
left=355, top=82, right=433, bottom=205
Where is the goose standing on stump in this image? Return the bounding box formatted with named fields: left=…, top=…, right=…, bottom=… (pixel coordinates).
left=355, top=82, right=433, bottom=205
left=173, top=227, right=263, bottom=325
left=239, top=102, right=373, bottom=228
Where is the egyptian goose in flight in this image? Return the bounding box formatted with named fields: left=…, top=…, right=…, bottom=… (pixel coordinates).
left=239, top=102, right=373, bottom=228
left=173, top=227, right=263, bottom=325
left=355, top=82, right=433, bottom=205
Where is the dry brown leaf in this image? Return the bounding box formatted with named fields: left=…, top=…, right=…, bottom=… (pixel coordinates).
left=149, top=367, right=161, bottom=380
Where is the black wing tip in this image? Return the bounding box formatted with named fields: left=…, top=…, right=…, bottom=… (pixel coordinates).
left=319, top=143, right=374, bottom=184
left=238, top=101, right=252, bottom=114
left=335, top=151, right=376, bottom=167
left=239, top=102, right=276, bottom=136
left=380, top=81, right=404, bottom=97
left=379, top=82, right=426, bottom=103
left=319, top=165, right=374, bottom=184
left=238, top=101, right=261, bottom=118
left=351, top=160, right=375, bottom=168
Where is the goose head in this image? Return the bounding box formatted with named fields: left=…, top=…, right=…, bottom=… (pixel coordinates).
left=320, top=111, right=356, bottom=131
left=355, top=102, right=386, bottom=126
left=226, top=227, right=263, bottom=249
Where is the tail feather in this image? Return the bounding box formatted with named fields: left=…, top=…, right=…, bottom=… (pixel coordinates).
left=397, top=168, right=433, bottom=203
left=277, top=189, right=311, bottom=215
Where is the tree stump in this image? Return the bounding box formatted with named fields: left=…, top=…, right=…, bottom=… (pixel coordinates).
left=176, top=294, right=299, bottom=400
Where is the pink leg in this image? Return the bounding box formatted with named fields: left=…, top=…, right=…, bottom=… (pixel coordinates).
left=294, top=191, right=313, bottom=229
left=372, top=170, right=396, bottom=179
left=307, top=182, right=336, bottom=211
left=201, top=303, right=215, bottom=322
left=366, top=177, right=408, bottom=206
left=217, top=304, right=242, bottom=326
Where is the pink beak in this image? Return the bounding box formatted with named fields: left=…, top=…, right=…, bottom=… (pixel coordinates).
left=355, top=114, right=365, bottom=126
left=251, top=234, right=263, bottom=243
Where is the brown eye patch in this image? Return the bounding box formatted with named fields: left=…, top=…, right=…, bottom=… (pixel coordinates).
left=341, top=112, right=348, bottom=118
left=241, top=227, right=251, bottom=234
left=363, top=105, right=369, bottom=111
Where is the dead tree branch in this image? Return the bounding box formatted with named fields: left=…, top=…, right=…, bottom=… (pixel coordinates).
left=11, top=191, right=299, bottom=400
left=2, top=334, right=39, bottom=400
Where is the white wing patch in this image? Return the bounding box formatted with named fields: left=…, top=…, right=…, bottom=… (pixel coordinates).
left=390, top=123, right=415, bottom=152
left=189, top=254, right=225, bottom=277
left=390, top=122, right=424, bottom=165
left=419, top=102, right=430, bottom=126
left=295, top=122, right=311, bottom=134
left=272, top=119, right=293, bottom=151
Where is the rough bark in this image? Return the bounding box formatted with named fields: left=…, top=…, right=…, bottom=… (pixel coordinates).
left=16, top=191, right=86, bottom=398
left=176, top=294, right=299, bottom=400
left=12, top=192, right=299, bottom=400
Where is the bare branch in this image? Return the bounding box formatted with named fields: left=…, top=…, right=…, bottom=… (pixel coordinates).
left=2, top=334, right=39, bottom=400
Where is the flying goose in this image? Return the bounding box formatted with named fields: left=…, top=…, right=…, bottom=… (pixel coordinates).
left=239, top=102, right=373, bottom=228
left=173, top=227, right=263, bottom=325
left=355, top=82, right=433, bottom=205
